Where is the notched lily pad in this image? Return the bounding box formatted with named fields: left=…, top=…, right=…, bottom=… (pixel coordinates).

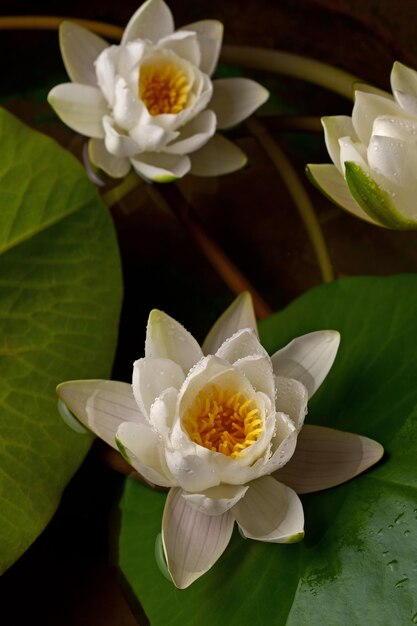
left=0, top=108, right=122, bottom=573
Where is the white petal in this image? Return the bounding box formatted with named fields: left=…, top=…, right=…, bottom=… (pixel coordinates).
left=159, top=31, right=201, bottom=67
left=121, top=0, right=174, bottom=45
left=145, top=309, right=203, bottom=374
left=262, top=412, right=297, bottom=473
left=180, top=20, right=223, bottom=76
left=274, top=424, right=384, bottom=493
left=103, top=116, right=140, bottom=158
left=275, top=376, right=308, bottom=431
left=392, top=90, right=417, bottom=117
left=232, top=476, right=304, bottom=543
left=132, top=357, right=184, bottom=418
left=56, top=380, right=143, bottom=449
left=59, top=21, right=108, bottom=85
left=116, top=421, right=174, bottom=487
left=202, top=292, right=258, bottom=355
left=130, top=122, right=178, bottom=152
left=95, top=45, right=119, bottom=107
left=216, top=328, right=268, bottom=363
left=131, top=152, right=191, bottom=182
left=112, top=77, right=144, bottom=131
left=165, top=447, right=220, bottom=491
left=190, top=134, right=247, bottom=176
left=235, top=355, right=275, bottom=399
left=148, top=386, right=177, bottom=436
left=391, top=61, right=417, bottom=103
left=163, top=110, right=216, bottom=154
left=48, top=83, right=107, bottom=138
left=271, top=330, right=340, bottom=398
left=321, top=115, right=357, bottom=172
left=372, top=115, right=417, bottom=141
left=162, top=488, right=234, bottom=588
left=88, top=138, right=131, bottom=178
left=182, top=484, right=248, bottom=515
left=339, top=136, right=368, bottom=174
left=368, top=134, right=417, bottom=193
left=352, top=90, right=402, bottom=145
left=306, top=164, right=376, bottom=224
left=210, top=78, right=269, bottom=129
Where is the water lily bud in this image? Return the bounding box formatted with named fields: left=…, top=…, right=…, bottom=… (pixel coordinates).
left=307, top=61, right=417, bottom=230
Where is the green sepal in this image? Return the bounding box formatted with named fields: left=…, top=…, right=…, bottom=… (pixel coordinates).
left=344, top=161, right=417, bottom=230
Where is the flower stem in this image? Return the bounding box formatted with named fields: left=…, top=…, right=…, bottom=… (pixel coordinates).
left=0, top=15, right=123, bottom=40
left=221, top=45, right=359, bottom=100
left=102, top=171, right=143, bottom=208
left=146, top=184, right=273, bottom=319
left=0, top=17, right=359, bottom=100
left=247, top=117, right=334, bottom=283
left=101, top=174, right=272, bottom=319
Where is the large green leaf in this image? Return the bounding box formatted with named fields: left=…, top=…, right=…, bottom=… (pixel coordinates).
left=0, top=109, right=122, bottom=573
left=118, top=275, right=417, bottom=625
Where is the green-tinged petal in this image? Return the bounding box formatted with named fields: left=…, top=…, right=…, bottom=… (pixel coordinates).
left=145, top=309, right=203, bottom=374
left=59, top=21, right=108, bottom=85
left=180, top=20, right=223, bottom=76
left=116, top=422, right=174, bottom=487
left=275, top=376, right=308, bottom=432
left=163, top=110, right=216, bottom=155
left=345, top=161, right=417, bottom=229
left=232, top=476, right=304, bottom=543
left=57, top=380, right=143, bottom=449
left=132, top=357, right=184, bottom=418
left=271, top=330, right=340, bottom=398
left=131, top=152, right=191, bottom=182
left=121, top=0, right=174, bottom=45
left=189, top=134, right=247, bottom=177
left=215, top=328, right=268, bottom=363
left=162, top=488, right=234, bottom=588
left=88, top=138, right=131, bottom=178
left=274, top=425, right=384, bottom=493
left=352, top=90, right=402, bottom=145
left=210, top=78, right=269, bottom=129
left=321, top=115, right=357, bottom=172
left=202, top=292, right=257, bottom=355
left=306, top=163, right=375, bottom=224
left=182, top=484, right=249, bottom=515
left=48, top=83, right=107, bottom=138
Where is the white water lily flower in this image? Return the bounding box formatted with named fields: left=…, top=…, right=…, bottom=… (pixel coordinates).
left=47, top=0, right=269, bottom=182
left=307, top=61, right=417, bottom=229
left=57, top=292, right=383, bottom=589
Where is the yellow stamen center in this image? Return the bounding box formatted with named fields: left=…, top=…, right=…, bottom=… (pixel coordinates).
left=183, top=385, right=263, bottom=458
left=139, top=59, right=191, bottom=116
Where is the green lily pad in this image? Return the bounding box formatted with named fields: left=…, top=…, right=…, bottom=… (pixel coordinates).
left=118, top=275, right=417, bottom=625
left=0, top=109, right=122, bottom=573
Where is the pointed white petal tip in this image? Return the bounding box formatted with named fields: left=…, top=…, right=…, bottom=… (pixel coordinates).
left=271, top=330, right=341, bottom=398
left=274, top=425, right=384, bottom=494
left=202, top=291, right=257, bottom=355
